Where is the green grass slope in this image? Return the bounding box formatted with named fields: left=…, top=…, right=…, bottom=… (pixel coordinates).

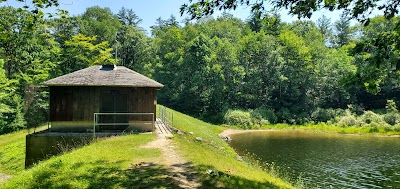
left=162, top=106, right=295, bottom=189
left=2, top=134, right=167, bottom=188
left=0, top=127, right=47, bottom=175
left=2, top=106, right=295, bottom=188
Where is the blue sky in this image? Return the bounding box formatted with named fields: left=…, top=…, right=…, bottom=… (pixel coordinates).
left=1, top=0, right=365, bottom=34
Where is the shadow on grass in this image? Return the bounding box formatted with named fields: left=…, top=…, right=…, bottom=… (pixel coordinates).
left=21, top=160, right=281, bottom=189
left=194, top=165, right=280, bottom=189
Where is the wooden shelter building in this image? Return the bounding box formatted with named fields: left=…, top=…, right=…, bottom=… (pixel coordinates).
left=42, top=64, right=163, bottom=132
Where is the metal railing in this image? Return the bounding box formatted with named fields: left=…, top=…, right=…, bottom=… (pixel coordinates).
left=159, top=106, right=174, bottom=128
left=93, top=113, right=154, bottom=137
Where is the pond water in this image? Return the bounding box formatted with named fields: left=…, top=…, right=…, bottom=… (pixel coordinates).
left=229, top=130, right=400, bottom=188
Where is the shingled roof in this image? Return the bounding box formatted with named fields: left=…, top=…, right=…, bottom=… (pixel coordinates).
left=42, top=65, right=163, bottom=88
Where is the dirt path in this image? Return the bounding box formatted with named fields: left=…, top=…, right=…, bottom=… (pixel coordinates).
left=0, top=172, right=11, bottom=184
left=141, top=120, right=201, bottom=188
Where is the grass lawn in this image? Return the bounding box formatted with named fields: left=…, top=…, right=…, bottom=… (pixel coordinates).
left=0, top=126, right=47, bottom=175
left=1, top=106, right=296, bottom=188
left=2, top=134, right=170, bottom=188
left=161, top=106, right=295, bottom=189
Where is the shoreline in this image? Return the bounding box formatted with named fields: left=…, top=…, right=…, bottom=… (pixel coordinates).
left=218, top=129, right=276, bottom=138
left=218, top=128, right=400, bottom=138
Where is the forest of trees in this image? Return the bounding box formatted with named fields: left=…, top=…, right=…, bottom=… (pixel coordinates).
left=0, top=5, right=399, bottom=134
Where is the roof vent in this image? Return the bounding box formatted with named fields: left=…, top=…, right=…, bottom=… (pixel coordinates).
left=100, top=64, right=116, bottom=71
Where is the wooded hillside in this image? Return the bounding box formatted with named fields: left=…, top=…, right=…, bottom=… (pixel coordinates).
left=0, top=6, right=399, bottom=133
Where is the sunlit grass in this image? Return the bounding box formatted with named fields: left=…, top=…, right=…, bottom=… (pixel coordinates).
left=0, top=126, right=47, bottom=175
left=3, top=134, right=163, bottom=188
left=160, top=105, right=295, bottom=189
left=260, top=123, right=400, bottom=136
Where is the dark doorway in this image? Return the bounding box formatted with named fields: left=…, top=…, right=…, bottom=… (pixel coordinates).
left=100, top=91, right=128, bottom=131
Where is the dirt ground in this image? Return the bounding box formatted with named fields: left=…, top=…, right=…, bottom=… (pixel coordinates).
left=140, top=120, right=201, bottom=188
left=0, top=172, right=11, bottom=184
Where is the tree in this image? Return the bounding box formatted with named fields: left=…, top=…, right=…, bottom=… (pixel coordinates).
left=237, top=31, right=281, bottom=109
left=150, top=15, right=180, bottom=36
left=181, top=1, right=400, bottom=96
left=78, top=6, right=121, bottom=44
left=316, top=15, right=332, bottom=41
left=117, top=25, right=156, bottom=77
left=334, top=14, right=352, bottom=47
left=180, top=0, right=400, bottom=24
left=247, top=10, right=263, bottom=32
left=62, top=34, right=114, bottom=74
left=0, top=0, right=65, bottom=29
left=117, top=7, right=143, bottom=28
left=0, top=59, right=24, bottom=134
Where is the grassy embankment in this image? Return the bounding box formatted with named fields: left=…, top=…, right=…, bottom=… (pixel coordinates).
left=258, top=123, right=400, bottom=136
left=161, top=106, right=295, bottom=189
left=1, top=106, right=295, bottom=188
left=2, top=133, right=165, bottom=188
left=0, top=126, right=47, bottom=175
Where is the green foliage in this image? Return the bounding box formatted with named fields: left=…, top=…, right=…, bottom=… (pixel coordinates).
left=383, top=113, right=400, bottom=126
left=180, top=0, right=398, bottom=24
left=253, top=108, right=277, bottom=124
left=1, top=5, right=399, bottom=134
left=78, top=6, right=121, bottom=43
left=63, top=34, right=114, bottom=72
left=337, top=111, right=359, bottom=127
left=224, top=110, right=253, bottom=128
left=386, top=100, right=398, bottom=113
left=334, top=14, right=352, bottom=47
left=117, top=25, right=157, bottom=77
left=311, top=108, right=343, bottom=122
left=360, top=111, right=383, bottom=124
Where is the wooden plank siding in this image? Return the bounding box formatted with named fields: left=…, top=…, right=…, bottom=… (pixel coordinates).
left=50, top=86, right=157, bottom=132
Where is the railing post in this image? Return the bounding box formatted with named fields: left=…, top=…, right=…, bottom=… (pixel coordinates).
left=152, top=113, right=155, bottom=131
left=93, top=113, right=96, bottom=138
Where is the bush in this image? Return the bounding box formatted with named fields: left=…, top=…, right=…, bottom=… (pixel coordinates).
left=224, top=109, right=252, bottom=129
left=386, top=99, right=398, bottom=113
left=276, top=108, right=294, bottom=124
left=337, top=113, right=359, bottom=127
left=369, top=126, right=379, bottom=133
left=393, top=124, right=400, bottom=132
left=253, top=108, right=277, bottom=124
left=367, top=121, right=381, bottom=128
left=383, top=113, right=400, bottom=126
left=295, top=112, right=310, bottom=125
left=382, top=124, right=393, bottom=132
left=360, top=111, right=383, bottom=125
left=249, top=110, right=269, bottom=126
left=311, top=108, right=342, bottom=122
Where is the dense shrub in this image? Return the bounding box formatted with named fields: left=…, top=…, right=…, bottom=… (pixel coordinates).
left=386, top=99, right=398, bottom=113
left=311, top=108, right=343, bottom=122
left=276, top=108, right=294, bottom=124
left=295, top=112, right=310, bottom=125
left=253, top=108, right=277, bottom=124
left=360, top=111, right=383, bottom=125
left=249, top=110, right=268, bottom=126
left=366, top=121, right=381, bottom=128
left=393, top=124, right=400, bottom=132
left=224, top=109, right=252, bottom=128
left=382, top=124, right=393, bottom=132
left=369, top=126, right=379, bottom=132
left=383, top=113, right=400, bottom=125
left=347, top=104, right=364, bottom=115
left=337, top=110, right=359, bottom=127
